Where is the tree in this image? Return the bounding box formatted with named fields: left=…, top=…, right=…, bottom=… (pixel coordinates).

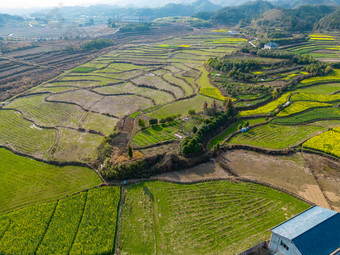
left=128, top=146, right=133, bottom=159
left=138, top=118, right=145, bottom=127
left=193, top=126, right=198, bottom=133
left=107, top=18, right=116, bottom=28
left=149, top=118, right=158, bottom=126
left=212, top=100, right=217, bottom=109
left=272, top=88, right=279, bottom=99
left=188, top=109, right=196, bottom=116
left=203, top=101, right=208, bottom=111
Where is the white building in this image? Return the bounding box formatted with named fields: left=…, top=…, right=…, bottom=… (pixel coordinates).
left=264, top=42, right=279, bottom=49
left=268, top=206, right=340, bottom=255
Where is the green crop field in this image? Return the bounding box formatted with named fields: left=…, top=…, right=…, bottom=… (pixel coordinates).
left=300, top=69, right=340, bottom=86
left=277, top=101, right=331, bottom=117
left=132, top=120, right=196, bottom=147
left=303, top=129, right=340, bottom=158
left=239, top=93, right=291, bottom=117
left=0, top=186, right=120, bottom=255
left=273, top=107, right=340, bottom=124
left=0, top=110, right=56, bottom=157
left=290, top=92, right=340, bottom=102
left=209, top=118, right=267, bottom=148
left=295, top=83, right=340, bottom=94
left=0, top=148, right=101, bottom=214
left=5, top=94, right=84, bottom=129
left=148, top=95, right=222, bottom=118
left=119, top=181, right=309, bottom=255
left=228, top=124, right=324, bottom=149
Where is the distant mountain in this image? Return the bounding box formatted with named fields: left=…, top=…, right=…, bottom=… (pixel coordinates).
left=124, top=0, right=221, bottom=19
left=256, top=5, right=337, bottom=31
left=212, top=0, right=275, bottom=25
left=0, top=13, right=24, bottom=27
left=29, top=0, right=220, bottom=23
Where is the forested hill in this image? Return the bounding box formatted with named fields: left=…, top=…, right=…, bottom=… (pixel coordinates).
left=256, top=5, right=338, bottom=31
left=315, top=9, right=340, bottom=30
left=211, top=1, right=276, bottom=25
left=0, top=13, right=24, bottom=27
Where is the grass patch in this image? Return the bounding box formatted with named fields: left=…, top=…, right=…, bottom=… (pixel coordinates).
left=129, top=111, right=141, bottom=118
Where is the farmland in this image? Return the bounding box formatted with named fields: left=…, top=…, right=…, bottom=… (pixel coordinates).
left=0, top=22, right=340, bottom=255
left=119, top=181, right=308, bottom=254
left=0, top=148, right=101, bottom=214
left=0, top=181, right=309, bottom=255
left=276, top=101, right=331, bottom=117
left=303, top=129, right=340, bottom=158
left=273, top=107, right=340, bottom=124
left=132, top=119, right=196, bottom=148
left=1, top=31, right=237, bottom=163
left=299, top=69, right=340, bottom=86
left=284, top=34, right=340, bottom=62
left=239, top=93, right=291, bottom=117
left=0, top=186, right=120, bottom=255
left=228, top=124, right=324, bottom=149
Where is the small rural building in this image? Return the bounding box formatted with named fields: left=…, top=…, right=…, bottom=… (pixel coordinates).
left=264, top=42, right=279, bottom=49
left=268, top=206, right=340, bottom=255
left=120, top=16, right=150, bottom=23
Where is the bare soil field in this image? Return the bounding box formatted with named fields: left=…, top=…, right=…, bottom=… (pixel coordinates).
left=221, top=150, right=339, bottom=211
left=155, top=161, right=231, bottom=182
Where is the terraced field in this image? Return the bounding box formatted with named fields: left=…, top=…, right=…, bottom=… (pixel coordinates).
left=239, top=93, right=291, bottom=117
left=132, top=120, right=196, bottom=148
left=303, top=129, right=340, bottom=158
left=299, top=69, right=340, bottom=86
left=0, top=110, right=56, bottom=157
left=277, top=101, right=331, bottom=117
left=228, top=124, right=324, bottom=149
left=284, top=34, right=340, bottom=62
left=273, top=107, right=340, bottom=124
left=119, top=181, right=309, bottom=255
left=0, top=181, right=308, bottom=255
left=1, top=32, right=235, bottom=163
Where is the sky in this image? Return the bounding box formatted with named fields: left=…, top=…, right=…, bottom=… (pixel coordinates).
left=0, top=0, right=188, bottom=9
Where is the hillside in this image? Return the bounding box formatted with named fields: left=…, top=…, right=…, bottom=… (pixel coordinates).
left=212, top=0, right=275, bottom=25
left=315, top=9, right=340, bottom=30
left=256, top=5, right=337, bottom=31
left=272, top=0, right=340, bottom=8
left=0, top=13, right=24, bottom=27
